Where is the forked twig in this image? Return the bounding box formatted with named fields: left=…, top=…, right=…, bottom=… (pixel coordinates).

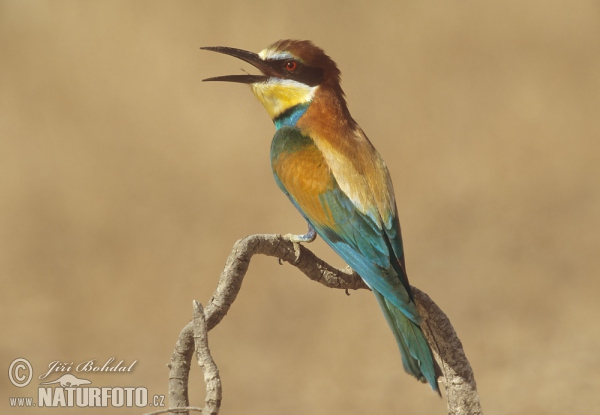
left=146, top=233, right=482, bottom=415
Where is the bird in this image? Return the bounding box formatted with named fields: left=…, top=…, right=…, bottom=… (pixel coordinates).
left=202, top=39, right=441, bottom=394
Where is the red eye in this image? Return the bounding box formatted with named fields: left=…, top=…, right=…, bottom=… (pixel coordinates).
left=285, top=60, right=298, bottom=72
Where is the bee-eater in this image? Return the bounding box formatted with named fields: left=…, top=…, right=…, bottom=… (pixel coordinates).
left=202, top=40, right=440, bottom=393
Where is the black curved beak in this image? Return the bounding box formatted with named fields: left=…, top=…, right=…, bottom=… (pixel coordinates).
left=201, top=46, right=272, bottom=84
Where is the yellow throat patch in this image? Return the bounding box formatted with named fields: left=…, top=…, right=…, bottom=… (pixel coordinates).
left=251, top=79, right=316, bottom=120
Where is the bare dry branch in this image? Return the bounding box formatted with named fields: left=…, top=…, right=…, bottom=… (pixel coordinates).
left=157, top=233, right=482, bottom=415
left=166, top=323, right=194, bottom=414
left=192, top=301, right=222, bottom=415
left=203, top=234, right=368, bottom=332
left=143, top=406, right=204, bottom=415
left=414, top=289, right=483, bottom=414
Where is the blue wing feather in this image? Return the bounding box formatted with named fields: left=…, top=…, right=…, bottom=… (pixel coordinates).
left=314, top=185, right=421, bottom=323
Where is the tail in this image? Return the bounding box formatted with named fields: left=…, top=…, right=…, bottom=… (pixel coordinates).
left=373, top=290, right=441, bottom=394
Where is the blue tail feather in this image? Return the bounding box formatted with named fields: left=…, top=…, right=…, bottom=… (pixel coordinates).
left=373, top=290, right=440, bottom=394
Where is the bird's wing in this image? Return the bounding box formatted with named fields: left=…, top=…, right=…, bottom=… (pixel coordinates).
left=271, top=127, right=420, bottom=323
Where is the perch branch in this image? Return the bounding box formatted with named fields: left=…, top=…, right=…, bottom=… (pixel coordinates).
left=414, top=290, right=482, bottom=414
left=144, top=408, right=203, bottom=415
left=155, top=233, right=481, bottom=415
left=192, top=300, right=222, bottom=415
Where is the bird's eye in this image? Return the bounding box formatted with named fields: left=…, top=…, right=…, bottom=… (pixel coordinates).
left=285, top=60, right=298, bottom=72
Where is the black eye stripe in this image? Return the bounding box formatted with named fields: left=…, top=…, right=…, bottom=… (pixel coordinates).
left=267, top=59, right=324, bottom=87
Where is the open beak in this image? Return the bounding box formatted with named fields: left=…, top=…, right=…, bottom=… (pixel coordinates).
left=201, top=46, right=272, bottom=84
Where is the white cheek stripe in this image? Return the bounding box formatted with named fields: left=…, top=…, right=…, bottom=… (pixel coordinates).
left=259, top=48, right=294, bottom=61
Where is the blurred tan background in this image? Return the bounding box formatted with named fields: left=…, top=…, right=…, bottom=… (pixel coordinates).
left=1, top=1, right=599, bottom=414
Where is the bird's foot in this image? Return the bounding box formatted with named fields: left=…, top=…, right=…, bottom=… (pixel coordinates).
left=284, top=223, right=317, bottom=244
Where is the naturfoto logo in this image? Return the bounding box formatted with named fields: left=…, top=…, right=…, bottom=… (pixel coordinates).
left=8, top=357, right=166, bottom=409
